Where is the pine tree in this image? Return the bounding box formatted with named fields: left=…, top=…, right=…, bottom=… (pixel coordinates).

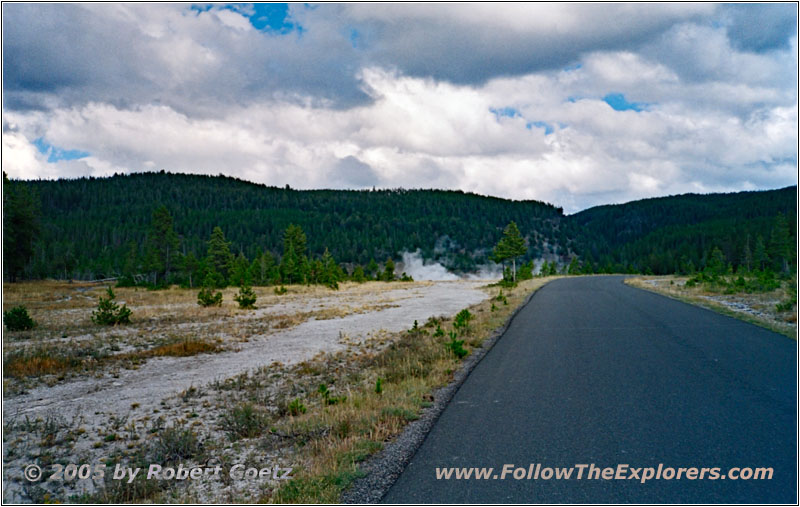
left=366, top=259, right=379, bottom=280
left=206, top=226, right=234, bottom=284
left=120, top=240, right=140, bottom=286
left=280, top=224, right=308, bottom=284
left=234, top=283, right=257, bottom=309
left=145, top=205, right=180, bottom=286
left=3, top=174, right=40, bottom=282
left=352, top=265, right=366, bottom=283
left=383, top=257, right=396, bottom=281
left=567, top=257, right=580, bottom=275
left=741, top=235, right=752, bottom=273
left=492, top=221, right=527, bottom=281
left=753, top=235, right=769, bottom=272
left=705, top=247, right=726, bottom=278
left=229, top=252, right=251, bottom=286
left=768, top=213, right=791, bottom=274
left=181, top=252, right=201, bottom=288
left=320, top=248, right=340, bottom=289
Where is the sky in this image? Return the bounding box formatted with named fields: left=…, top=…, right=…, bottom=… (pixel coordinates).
left=2, top=3, right=797, bottom=212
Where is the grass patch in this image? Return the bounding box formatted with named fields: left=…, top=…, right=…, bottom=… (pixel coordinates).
left=4, top=337, right=219, bottom=379
left=140, top=338, right=220, bottom=358
left=4, top=344, right=106, bottom=378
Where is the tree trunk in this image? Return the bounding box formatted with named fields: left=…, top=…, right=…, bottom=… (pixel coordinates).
left=512, top=258, right=516, bottom=282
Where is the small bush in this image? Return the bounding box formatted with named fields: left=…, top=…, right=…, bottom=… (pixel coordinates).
left=197, top=286, right=223, bottom=307
left=446, top=331, right=468, bottom=358
left=375, top=377, right=383, bottom=395
left=4, top=306, right=36, bottom=331
left=274, top=285, right=288, bottom=296
left=222, top=403, right=267, bottom=440
left=288, top=398, right=307, bottom=416
left=318, top=384, right=346, bottom=405
left=453, top=309, right=473, bottom=336
left=149, top=424, right=202, bottom=464
left=234, top=284, right=257, bottom=309
left=91, top=287, right=132, bottom=325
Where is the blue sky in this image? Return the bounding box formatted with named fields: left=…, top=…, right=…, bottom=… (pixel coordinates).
left=2, top=3, right=797, bottom=211
left=33, top=138, right=90, bottom=163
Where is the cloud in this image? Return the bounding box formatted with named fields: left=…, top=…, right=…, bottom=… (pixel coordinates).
left=1, top=3, right=796, bottom=213
left=722, top=3, right=797, bottom=53
left=330, top=156, right=380, bottom=188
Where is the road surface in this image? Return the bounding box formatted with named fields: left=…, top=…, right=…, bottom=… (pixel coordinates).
left=383, top=276, right=796, bottom=503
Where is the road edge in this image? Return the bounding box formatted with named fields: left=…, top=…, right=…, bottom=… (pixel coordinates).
left=341, top=280, right=549, bottom=504
left=624, top=277, right=797, bottom=340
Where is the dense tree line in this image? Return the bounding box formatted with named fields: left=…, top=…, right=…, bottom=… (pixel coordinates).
left=9, top=172, right=562, bottom=281
left=564, top=187, right=796, bottom=276
left=2, top=171, right=795, bottom=283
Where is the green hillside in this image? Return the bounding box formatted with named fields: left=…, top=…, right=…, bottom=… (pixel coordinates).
left=566, top=187, right=796, bottom=274
left=2, top=171, right=795, bottom=282
left=4, top=171, right=563, bottom=280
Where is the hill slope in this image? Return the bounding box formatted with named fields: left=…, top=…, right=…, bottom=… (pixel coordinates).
left=13, top=172, right=563, bottom=279
left=565, top=186, right=796, bottom=274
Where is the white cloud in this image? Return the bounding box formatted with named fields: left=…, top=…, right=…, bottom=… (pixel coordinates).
left=1, top=3, right=796, bottom=211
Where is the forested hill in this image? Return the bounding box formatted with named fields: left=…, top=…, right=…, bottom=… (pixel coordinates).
left=13, top=172, right=564, bottom=279
left=3, top=171, right=795, bottom=281
left=565, top=186, right=796, bottom=274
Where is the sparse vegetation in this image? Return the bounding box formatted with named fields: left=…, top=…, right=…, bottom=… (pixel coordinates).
left=221, top=402, right=268, bottom=440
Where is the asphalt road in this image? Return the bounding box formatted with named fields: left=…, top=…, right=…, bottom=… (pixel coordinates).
left=382, top=276, right=796, bottom=503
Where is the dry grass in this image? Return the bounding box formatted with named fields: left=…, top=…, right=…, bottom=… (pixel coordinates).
left=5, top=354, right=73, bottom=378
left=4, top=336, right=221, bottom=380
left=119, top=338, right=221, bottom=360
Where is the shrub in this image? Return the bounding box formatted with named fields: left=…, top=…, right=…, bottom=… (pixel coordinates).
left=149, top=424, right=202, bottom=464
left=222, top=403, right=267, bottom=440
left=91, top=287, right=132, bottom=325
left=318, top=384, right=346, bottom=405
left=274, top=285, right=288, bottom=296
left=453, top=309, right=473, bottom=336
left=4, top=306, right=36, bottom=331
left=446, top=330, right=468, bottom=358
left=197, top=286, right=223, bottom=307
left=234, top=284, right=257, bottom=309
left=288, top=398, right=307, bottom=416
left=375, top=377, right=383, bottom=395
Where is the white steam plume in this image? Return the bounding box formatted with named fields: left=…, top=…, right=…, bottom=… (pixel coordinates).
left=399, top=250, right=503, bottom=281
